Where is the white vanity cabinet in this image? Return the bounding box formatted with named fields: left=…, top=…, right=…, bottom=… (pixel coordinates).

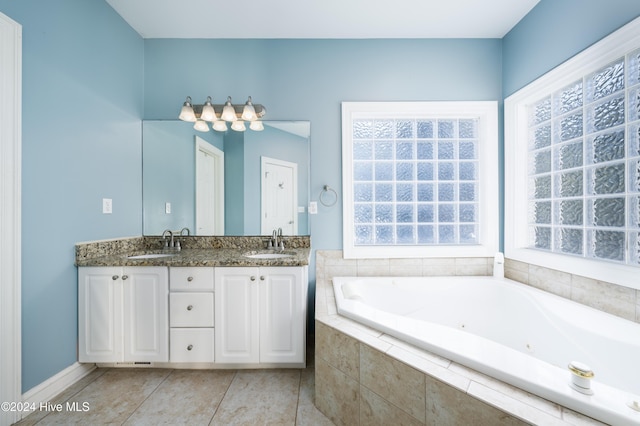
left=214, top=266, right=307, bottom=366
left=78, top=266, right=169, bottom=363
left=169, top=267, right=215, bottom=363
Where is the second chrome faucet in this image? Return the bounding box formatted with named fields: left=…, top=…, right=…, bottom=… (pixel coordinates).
left=268, top=228, right=285, bottom=250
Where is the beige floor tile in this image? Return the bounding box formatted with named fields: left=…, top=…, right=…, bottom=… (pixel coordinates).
left=36, top=368, right=171, bottom=425
left=124, top=369, right=236, bottom=425
left=15, top=368, right=108, bottom=426
left=17, top=345, right=333, bottom=426
left=210, top=369, right=301, bottom=425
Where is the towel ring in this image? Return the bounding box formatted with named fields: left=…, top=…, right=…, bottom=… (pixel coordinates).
left=319, top=185, right=338, bottom=207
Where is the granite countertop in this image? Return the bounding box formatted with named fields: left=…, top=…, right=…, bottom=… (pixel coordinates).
left=76, top=247, right=310, bottom=268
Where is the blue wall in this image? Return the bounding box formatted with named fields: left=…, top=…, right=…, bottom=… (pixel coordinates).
left=0, top=0, right=143, bottom=392
left=142, top=121, right=222, bottom=234
left=143, top=38, right=503, bottom=251
left=503, top=0, right=640, bottom=97
left=2, top=0, right=640, bottom=397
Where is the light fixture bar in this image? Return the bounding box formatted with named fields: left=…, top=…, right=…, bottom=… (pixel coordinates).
left=178, top=96, right=266, bottom=131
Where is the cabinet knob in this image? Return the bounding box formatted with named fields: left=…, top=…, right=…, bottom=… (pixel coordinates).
left=187, top=305, right=193, bottom=311
left=121, top=275, right=129, bottom=280
left=112, top=275, right=119, bottom=281
left=250, top=276, right=256, bottom=281
left=187, top=276, right=194, bottom=282
left=260, top=276, right=265, bottom=281
left=187, top=344, right=193, bottom=351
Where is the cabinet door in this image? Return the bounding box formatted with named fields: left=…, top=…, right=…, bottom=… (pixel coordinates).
left=78, top=267, right=120, bottom=363
left=214, top=267, right=259, bottom=364
left=122, top=267, right=169, bottom=362
left=259, top=267, right=306, bottom=363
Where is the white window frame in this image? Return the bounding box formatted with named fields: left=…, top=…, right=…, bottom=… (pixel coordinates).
left=342, top=101, right=499, bottom=259
left=505, top=17, right=640, bottom=290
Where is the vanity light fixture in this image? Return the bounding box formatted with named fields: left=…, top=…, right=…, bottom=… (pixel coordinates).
left=178, top=95, right=266, bottom=132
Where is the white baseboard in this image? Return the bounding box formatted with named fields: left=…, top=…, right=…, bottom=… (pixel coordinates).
left=21, top=362, right=96, bottom=417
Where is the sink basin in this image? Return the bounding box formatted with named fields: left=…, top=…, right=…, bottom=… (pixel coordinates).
left=243, top=251, right=295, bottom=259
left=127, top=253, right=177, bottom=259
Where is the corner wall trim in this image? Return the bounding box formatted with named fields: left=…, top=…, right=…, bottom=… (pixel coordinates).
left=21, top=363, right=96, bottom=420
left=0, top=11, right=21, bottom=426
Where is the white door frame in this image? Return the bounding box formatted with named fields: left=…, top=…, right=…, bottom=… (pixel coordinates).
left=0, top=11, right=22, bottom=426
left=195, top=136, right=225, bottom=235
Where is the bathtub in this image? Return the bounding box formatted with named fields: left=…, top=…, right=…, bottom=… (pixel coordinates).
left=332, top=275, right=640, bottom=425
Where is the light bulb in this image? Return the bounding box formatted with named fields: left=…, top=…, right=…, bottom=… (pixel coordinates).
left=201, top=96, right=216, bottom=122
left=249, top=121, right=264, bottom=131
left=241, top=96, right=257, bottom=121
left=221, top=96, right=237, bottom=122
left=194, top=119, right=209, bottom=132
left=231, top=121, right=246, bottom=132
left=178, top=96, right=196, bottom=122
left=212, top=121, right=228, bottom=132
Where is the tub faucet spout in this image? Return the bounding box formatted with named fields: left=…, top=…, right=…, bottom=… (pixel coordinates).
left=493, top=252, right=504, bottom=279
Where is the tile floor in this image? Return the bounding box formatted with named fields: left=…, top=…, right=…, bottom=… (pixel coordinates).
left=16, top=345, right=333, bottom=425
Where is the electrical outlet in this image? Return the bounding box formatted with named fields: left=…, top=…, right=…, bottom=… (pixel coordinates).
left=165, top=202, right=172, bottom=214
left=309, top=201, right=318, bottom=214
left=102, top=198, right=112, bottom=214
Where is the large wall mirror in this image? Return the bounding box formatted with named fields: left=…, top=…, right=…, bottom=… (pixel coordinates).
left=143, top=120, right=310, bottom=236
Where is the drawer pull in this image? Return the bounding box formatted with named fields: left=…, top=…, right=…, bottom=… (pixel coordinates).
left=250, top=276, right=256, bottom=281
left=187, top=305, right=193, bottom=311
left=260, top=275, right=265, bottom=281
left=112, top=275, right=119, bottom=280
left=121, top=275, right=128, bottom=280
left=187, top=344, right=193, bottom=351
left=187, top=276, right=194, bottom=282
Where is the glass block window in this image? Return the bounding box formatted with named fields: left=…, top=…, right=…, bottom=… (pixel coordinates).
left=506, top=17, right=640, bottom=288
left=342, top=102, right=498, bottom=259
left=526, top=53, right=640, bottom=265
left=352, top=118, right=479, bottom=245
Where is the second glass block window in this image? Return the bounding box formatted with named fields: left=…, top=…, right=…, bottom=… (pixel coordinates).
left=526, top=51, right=640, bottom=265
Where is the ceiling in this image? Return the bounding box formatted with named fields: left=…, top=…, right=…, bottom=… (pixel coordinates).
left=106, top=0, right=540, bottom=39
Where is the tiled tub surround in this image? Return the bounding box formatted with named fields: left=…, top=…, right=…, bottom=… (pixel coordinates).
left=75, top=235, right=311, bottom=267
left=314, top=250, right=639, bottom=425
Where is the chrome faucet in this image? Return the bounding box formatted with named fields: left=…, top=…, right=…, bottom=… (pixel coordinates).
left=180, top=227, right=191, bottom=236
left=269, top=229, right=277, bottom=249
left=162, top=229, right=174, bottom=249
left=276, top=227, right=284, bottom=250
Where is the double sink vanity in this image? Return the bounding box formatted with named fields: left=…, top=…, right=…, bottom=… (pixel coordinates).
left=75, top=235, right=310, bottom=369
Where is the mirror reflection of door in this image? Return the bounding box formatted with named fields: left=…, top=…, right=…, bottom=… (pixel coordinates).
left=195, top=136, right=224, bottom=235
left=261, top=156, right=298, bottom=236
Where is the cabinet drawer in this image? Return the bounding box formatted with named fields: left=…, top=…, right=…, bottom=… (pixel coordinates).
left=170, top=267, right=214, bottom=291
left=170, top=293, right=214, bottom=327
left=170, top=328, right=214, bottom=363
